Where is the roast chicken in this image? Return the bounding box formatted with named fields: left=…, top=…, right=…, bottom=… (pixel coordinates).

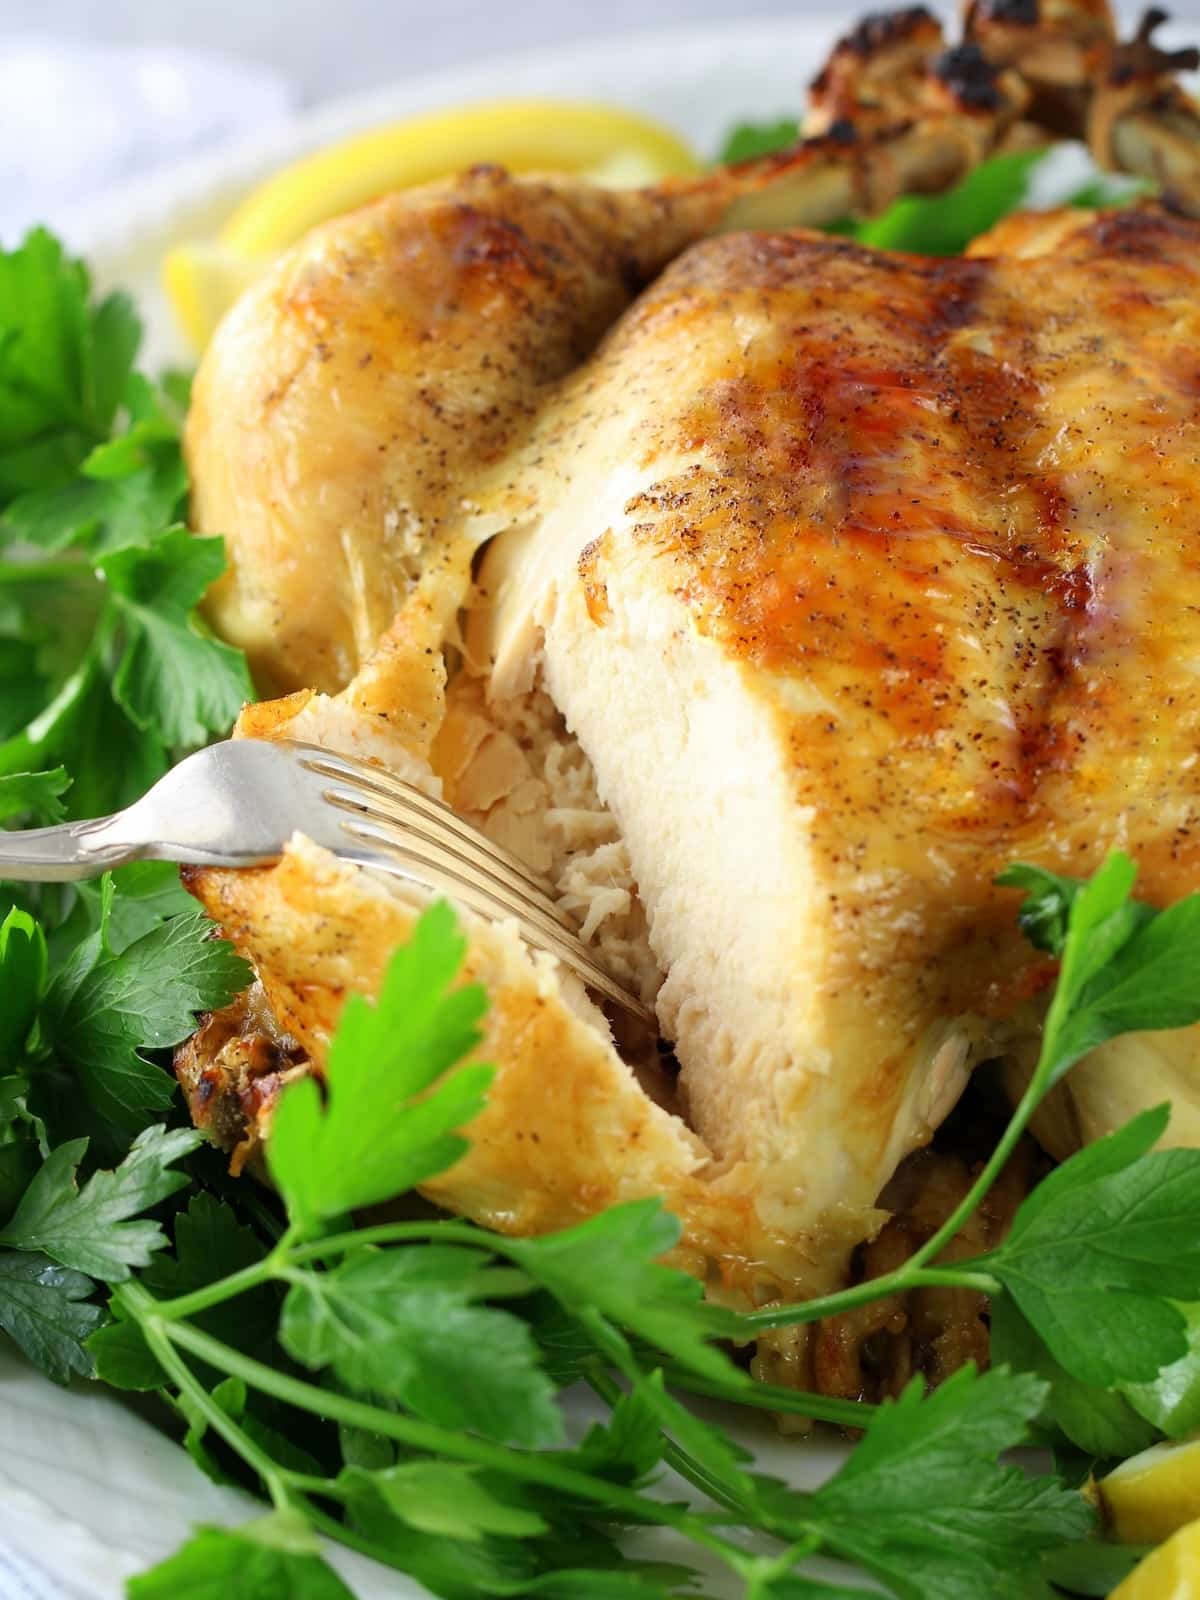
left=178, top=2, right=1200, bottom=1355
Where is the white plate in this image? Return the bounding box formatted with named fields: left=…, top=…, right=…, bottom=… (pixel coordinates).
left=1, top=18, right=858, bottom=1598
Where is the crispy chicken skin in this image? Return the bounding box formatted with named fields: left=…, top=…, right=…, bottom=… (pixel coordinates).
left=187, top=168, right=715, bottom=698
left=190, top=132, right=1089, bottom=700
left=476, top=202, right=1200, bottom=1199
left=183, top=192, right=1200, bottom=1321
left=191, top=157, right=985, bottom=698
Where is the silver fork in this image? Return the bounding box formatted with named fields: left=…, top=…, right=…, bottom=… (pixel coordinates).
left=0, top=739, right=654, bottom=1026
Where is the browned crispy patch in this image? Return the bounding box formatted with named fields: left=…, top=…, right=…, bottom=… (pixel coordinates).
left=578, top=531, right=615, bottom=626
left=174, top=981, right=308, bottom=1175
left=931, top=42, right=1007, bottom=110
left=808, top=6, right=947, bottom=135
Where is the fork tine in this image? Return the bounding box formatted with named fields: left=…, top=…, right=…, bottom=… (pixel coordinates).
left=294, top=745, right=559, bottom=898
left=286, top=743, right=657, bottom=1028
left=0, top=733, right=657, bottom=1028
left=335, top=815, right=654, bottom=1024
left=335, top=808, right=591, bottom=959
left=321, top=787, right=578, bottom=937
left=315, top=777, right=569, bottom=928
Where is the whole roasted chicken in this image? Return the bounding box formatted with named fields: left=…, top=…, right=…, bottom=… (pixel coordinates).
left=177, top=0, right=1200, bottom=1360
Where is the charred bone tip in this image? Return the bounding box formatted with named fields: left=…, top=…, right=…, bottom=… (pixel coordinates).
left=932, top=42, right=1008, bottom=110
left=1108, top=6, right=1200, bottom=84
left=968, top=0, right=1041, bottom=28
left=811, top=5, right=943, bottom=93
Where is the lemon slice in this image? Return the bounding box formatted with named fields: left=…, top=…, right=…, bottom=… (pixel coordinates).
left=1098, top=1436, right=1200, bottom=1546
left=221, top=99, right=699, bottom=255
left=165, top=98, right=699, bottom=351
left=1111, top=1520, right=1200, bottom=1599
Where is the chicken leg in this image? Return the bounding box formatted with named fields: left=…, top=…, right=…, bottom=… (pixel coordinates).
left=190, top=73, right=1043, bottom=700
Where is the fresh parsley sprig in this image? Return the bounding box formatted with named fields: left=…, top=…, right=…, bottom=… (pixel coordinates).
left=743, top=854, right=1200, bottom=1353
left=0, top=227, right=252, bottom=828
left=64, top=901, right=1099, bottom=1598
left=10, top=857, right=1188, bottom=1594
left=0, top=1120, right=200, bottom=1381
left=0, top=885, right=250, bottom=1381
left=0, top=228, right=257, bottom=1389
left=0, top=1124, right=201, bottom=1279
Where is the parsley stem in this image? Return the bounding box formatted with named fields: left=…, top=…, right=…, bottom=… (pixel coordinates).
left=661, top=1366, right=876, bottom=1428
left=577, top=1309, right=821, bottom=1566
left=290, top=1218, right=548, bottom=1262
left=147, top=1218, right=510, bottom=1321
left=298, top=1501, right=428, bottom=1574
left=0, top=605, right=117, bottom=776
left=149, top=1253, right=278, bottom=1320
left=0, top=557, right=92, bottom=584
left=584, top=1363, right=747, bottom=1519
left=124, top=1285, right=291, bottom=1512
left=279, top=1472, right=348, bottom=1499
left=577, top=1308, right=752, bottom=1507
left=144, top=1308, right=762, bottom=1580
left=742, top=1054, right=1049, bottom=1334
left=744, top=1542, right=823, bottom=1597
left=892, top=1097, right=1041, bottom=1280
left=143, top=1212, right=973, bottom=1416
left=0, top=657, right=91, bottom=775
left=740, top=1264, right=1001, bottom=1331
left=144, top=1212, right=880, bottom=1466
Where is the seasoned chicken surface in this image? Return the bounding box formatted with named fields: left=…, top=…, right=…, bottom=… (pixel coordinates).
left=183, top=185, right=1200, bottom=1330
left=476, top=203, right=1200, bottom=1193
left=191, top=155, right=992, bottom=698
left=192, top=96, right=1083, bottom=697
left=188, top=168, right=724, bottom=697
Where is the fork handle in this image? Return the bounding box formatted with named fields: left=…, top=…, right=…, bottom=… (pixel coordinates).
left=0, top=816, right=138, bottom=881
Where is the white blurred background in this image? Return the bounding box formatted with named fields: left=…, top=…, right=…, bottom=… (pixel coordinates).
left=0, top=0, right=1195, bottom=243
left=0, top=0, right=847, bottom=101
left=0, top=0, right=822, bottom=241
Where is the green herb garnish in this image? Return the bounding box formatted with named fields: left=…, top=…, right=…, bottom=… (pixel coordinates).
left=30, top=873, right=1192, bottom=1597
left=0, top=227, right=251, bottom=830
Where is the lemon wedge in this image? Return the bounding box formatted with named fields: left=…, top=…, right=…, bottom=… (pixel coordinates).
left=164, top=98, right=699, bottom=350
left=220, top=99, right=699, bottom=255
left=1098, top=1436, right=1200, bottom=1546
left=162, top=241, right=265, bottom=355
left=1111, top=1520, right=1200, bottom=1599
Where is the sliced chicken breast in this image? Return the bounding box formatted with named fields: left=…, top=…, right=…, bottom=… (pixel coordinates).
left=472, top=204, right=1200, bottom=1203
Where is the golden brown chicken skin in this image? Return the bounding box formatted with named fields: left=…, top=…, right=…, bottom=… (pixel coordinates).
left=189, top=138, right=1055, bottom=699
left=187, top=159, right=929, bottom=697
left=182, top=202, right=1200, bottom=1343
left=568, top=206, right=1200, bottom=881
left=477, top=203, right=1200, bottom=1197
left=186, top=168, right=695, bottom=697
